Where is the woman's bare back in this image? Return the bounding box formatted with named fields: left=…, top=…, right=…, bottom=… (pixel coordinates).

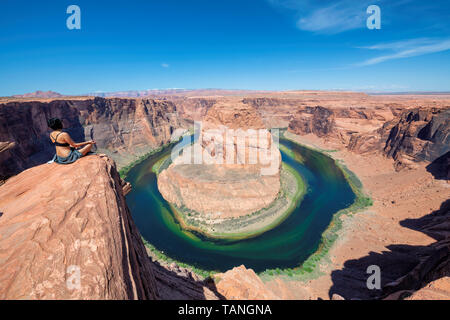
left=50, top=131, right=94, bottom=157
left=50, top=131, right=71, bottom=157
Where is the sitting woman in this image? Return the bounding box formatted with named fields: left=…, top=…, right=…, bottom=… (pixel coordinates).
left=48, top=118, right=96, bottom=164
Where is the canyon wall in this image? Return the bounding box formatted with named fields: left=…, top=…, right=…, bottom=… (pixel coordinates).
left=243, top=97, right=304, bottom=128
left=3, top=95, right=444, bottom=181
left=170, top=97, right=216, bottom=122
left=0, top=97, right=180, bottom=180
left=347, top=108, right=450, bottom=170
left=381, top=108, right=450, bottom=170
left=286, top=104, right=449, bottom=171
left=288, top=106, right=335, bottom=138
left=1, top=93, right=448, bottom=300
left=0, top=155, right=158, bottom=299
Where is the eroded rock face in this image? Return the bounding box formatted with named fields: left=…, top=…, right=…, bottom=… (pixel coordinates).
left=286, top=103, right=449, bottom=173
left=382, top=108, right=450, bottom=168
left=172, top=97, right=216, bottom=122
left=158, top=102, right=281, bottom=218
left=0, top=155, right=158, bottom=299
left=288, top=106, right=335, bottom=138
left=214, top=265, right=278, bottom=300
left=81, top=98, right=179, bottom=168
left=347, top=107, right=450, bottom=171
left=243, top=97, right=304, bottom=128
left=0, top=98, right=180, bottom=179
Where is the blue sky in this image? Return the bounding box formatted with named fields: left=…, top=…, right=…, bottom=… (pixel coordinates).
left=0, top=0, right=449, bottom=95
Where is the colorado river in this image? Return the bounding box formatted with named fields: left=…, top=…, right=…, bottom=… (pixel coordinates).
left=125, top=137, right=355, bottom=272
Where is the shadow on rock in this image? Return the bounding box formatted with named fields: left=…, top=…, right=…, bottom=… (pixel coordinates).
left=329, top=199, right=450, bottom=300
left=150, top=259, right=226, bottom=300
left=426, top=151, right=450, bottom=181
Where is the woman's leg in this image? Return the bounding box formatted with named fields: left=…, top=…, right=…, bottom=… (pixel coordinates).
left=78, top=143, right=93, bottom=156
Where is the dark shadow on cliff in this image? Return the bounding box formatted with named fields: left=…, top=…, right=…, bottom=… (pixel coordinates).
left=328, top=199, right=450, bottom=300
left=150, top=258, right=226, bottom=300
left=0, top=101, right=87, bottom=180
left=426, top=151, right=450, bottom=181
left=30, top=113, right=86, bottom=165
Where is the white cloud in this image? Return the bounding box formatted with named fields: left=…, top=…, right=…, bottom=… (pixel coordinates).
left=268, top=0, right=376, bottom=34
left=161, top=63, right=170, bottom=68
left=357, top=38, right=450, bottom=66
left=297, top=2, right=368, bottom=33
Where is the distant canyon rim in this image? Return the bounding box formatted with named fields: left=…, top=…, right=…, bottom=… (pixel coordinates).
left=0, top=90, right=448, bottom=300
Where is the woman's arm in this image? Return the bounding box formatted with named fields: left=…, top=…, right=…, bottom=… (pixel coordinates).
left=62, top=133, right=95, bottom=148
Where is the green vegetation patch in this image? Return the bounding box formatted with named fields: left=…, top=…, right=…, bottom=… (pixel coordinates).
left=119, top=146, right=165, bottom=179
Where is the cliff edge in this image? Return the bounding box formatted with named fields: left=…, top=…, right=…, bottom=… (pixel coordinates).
left=0, top=155, right=158, bottom=299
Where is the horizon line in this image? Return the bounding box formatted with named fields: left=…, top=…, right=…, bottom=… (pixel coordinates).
left=4, top=88, right=450, bottom=98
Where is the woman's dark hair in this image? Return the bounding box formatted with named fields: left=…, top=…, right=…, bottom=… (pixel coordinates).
left=47, top=118, right=63, bottom=130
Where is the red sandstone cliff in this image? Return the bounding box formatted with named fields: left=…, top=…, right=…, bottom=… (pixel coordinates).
left=288, top=106, right=335, bottom=138
left=382, top=108, right=450, bottom=170
left=286, top=104, right=449, bottom=172
left=0, top=155, right=158, bottom=299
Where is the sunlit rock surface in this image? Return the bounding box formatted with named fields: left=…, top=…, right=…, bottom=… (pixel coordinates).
left=0, top=155, right=158, bottom=299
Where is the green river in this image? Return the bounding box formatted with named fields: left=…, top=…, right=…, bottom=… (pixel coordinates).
left=125, top=137, right=355, bottom=272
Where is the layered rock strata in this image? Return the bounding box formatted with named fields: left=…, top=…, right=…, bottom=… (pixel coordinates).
left=0, top=155, right=158, bottom=299
left=347, top=108, right=450, bottom=170
left=287, top=104, right=449, bottom=172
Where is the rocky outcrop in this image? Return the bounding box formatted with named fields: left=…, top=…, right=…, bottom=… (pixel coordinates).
left=382, top=108, right=450, bottom=170
left=347, top=132, right=383, bottom=155
left=214, top=265, right=278, bottom=300
left=172, top=97, right=216, bottom=122
left=286, top=104, right=449, bottom=173
left=0, top=98, right=180, bottom=179
left=347, top=107, right=450, bottom=171
left=243, top=98, right=304, bottom=128
left=152, top=260, right=222, bottom=300
left=0, top=155, right=158, bottom=299
left=158, top=101, right=281, bottom=219
left=288, top=106, right=335, bottom=138
left=426, top=151, right=450, bottom=180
